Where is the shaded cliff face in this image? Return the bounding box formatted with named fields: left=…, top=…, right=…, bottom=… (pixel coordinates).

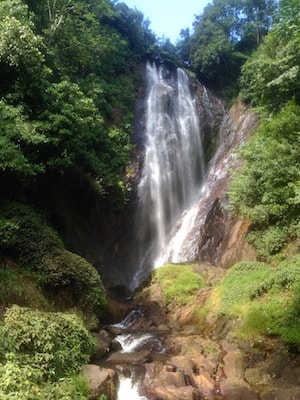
left=196, top=101, right=259, bottom=268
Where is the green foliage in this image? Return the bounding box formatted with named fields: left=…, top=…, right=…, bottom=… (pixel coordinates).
left=214, top=257, right=300, bottom=346
left=229, top=102, right=300, bottom=258
left=0, top=356, right=89, bottom=400
left=240, top=1, right=300, bottom=110
left=41, top=249, right=107, bottom=311
left=215, top=261, right=271, bottom=315
left=183, top=0, right=277, bottom=98
left=0, top=202, right=107, bottom=314
left=0, top=0, right=153, bottom=208
left=1, top=305, right=96, bottom=379
left=0, top=202, right=62, bottom=266
left=0, top=268, right=27, bottom=305
left=247, top=225, right=291, bottom=259
left=0, top=101, right=46, bottom=175
left=154, top=264, right=205, bottom=306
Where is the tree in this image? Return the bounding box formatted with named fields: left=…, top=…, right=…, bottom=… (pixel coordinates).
left=0, top=101, right=46, bottom=175
left=229, top=102, right=300, bottom=256
left=240, top=0, right=300, bottom=110
left=183, top=0, right=277, bottom=97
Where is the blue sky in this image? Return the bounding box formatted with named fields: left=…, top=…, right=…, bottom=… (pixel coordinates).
left=122, top=0, right=209, bottom=43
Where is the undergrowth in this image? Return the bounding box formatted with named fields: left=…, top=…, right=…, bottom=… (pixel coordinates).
left=0, top=201, right=107, bottom=316
left=0, top=305, right=95, bottom=399
left=212, top=256, right=300, bottom=346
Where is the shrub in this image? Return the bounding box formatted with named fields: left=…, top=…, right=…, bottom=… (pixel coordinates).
left=228, top=102, right=300, bottom=258
left=0, top=202, right=62, bottom=266
left=41, top=249, right=107, bottom=311
left=154, top=264, right=205, bottom=306
left=216, top=261, right=272, bottom=316
left=0, top=357, right=89, bottom=400
left=0, top=202, right=107, bottom=314
left=1, top=305, right=96, bottom=379
left=214, top=257, right=300, bottom=346
left=247, top=224, right=290, bottom=260
left=0, top=268, right=26, bottom=304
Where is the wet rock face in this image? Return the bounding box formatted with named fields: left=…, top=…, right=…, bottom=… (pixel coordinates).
left=195, top=101, right=260, bottom=268
left=198, top=198, right=229, bottom=265
left=198, top=197, right=257, bottom=268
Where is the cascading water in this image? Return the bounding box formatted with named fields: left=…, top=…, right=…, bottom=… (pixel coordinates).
left=131, top=63, right=205, bottom=290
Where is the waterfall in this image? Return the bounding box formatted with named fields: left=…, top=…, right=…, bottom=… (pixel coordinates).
left=131, top=63, right=205, bottom=290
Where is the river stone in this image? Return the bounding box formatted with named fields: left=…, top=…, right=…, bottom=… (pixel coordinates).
left=167, top=355, right=195, bottom=377
left=261, top=388, right=300, bottom=400
left=194, top=372, right=215, bottom=399
left=220, top=382, right=260, bottom=400
left=93, top=330, right=112, bottom=359
left=81, top=364, right=118, bottom=400
left=152, top=385, right=203, bottom=400
left=244, top=367, right=272, bottom=386
left=106, top=350, right=151, bottom=365
left=151, top=370, right=186, bottom=388
left=144, top=362, right=187, bottom=394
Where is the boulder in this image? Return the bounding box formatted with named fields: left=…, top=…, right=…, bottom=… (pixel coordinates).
left=106, top=350, right=151, bottom=365
left=152, top=385, right=203, bottom=400
left=93, top=330, right=112, bottom=360
left=194, top=373, right=215, bottom=399
left=144, top=362, right=185, bottom=389
left=220, top=382, right=260, bottom=400
left=81, top=364, right=118, bottom=400
left=261, top=389, right=300, bottom=400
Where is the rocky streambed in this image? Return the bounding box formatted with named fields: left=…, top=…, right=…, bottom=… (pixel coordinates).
left=82, top=265, right=300, bottom=400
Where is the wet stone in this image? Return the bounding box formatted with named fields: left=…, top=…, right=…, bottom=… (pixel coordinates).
left=106, top=350, right=151, bottom=365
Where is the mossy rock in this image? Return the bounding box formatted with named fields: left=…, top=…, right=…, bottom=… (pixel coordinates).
left=152, top=264, right=206, bottom=307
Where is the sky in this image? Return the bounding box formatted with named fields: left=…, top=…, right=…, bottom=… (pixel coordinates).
left=122, top=0, right=209, bottom=43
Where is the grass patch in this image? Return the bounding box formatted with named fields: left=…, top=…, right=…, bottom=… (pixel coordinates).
left=212, top=257, right=300, bottom=346
left=153, top=264, right=205, bottom=306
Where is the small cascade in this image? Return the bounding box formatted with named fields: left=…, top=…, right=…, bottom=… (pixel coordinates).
left=117, top=376, right=147, bottom=400
left=112, top=309, right=144, bottom=328
left=100, top=308, right=167, bottom=400
left=132, top=63, right=205, bottom=290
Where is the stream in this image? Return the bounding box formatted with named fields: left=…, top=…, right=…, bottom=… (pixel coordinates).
left=101, top=309, right=168, bottom=400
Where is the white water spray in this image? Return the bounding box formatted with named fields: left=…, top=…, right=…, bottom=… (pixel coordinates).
left=132, top=63, right=205, bottom=289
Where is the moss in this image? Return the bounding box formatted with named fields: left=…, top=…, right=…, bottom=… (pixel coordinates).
left=153, top=264, right=205, bottom=307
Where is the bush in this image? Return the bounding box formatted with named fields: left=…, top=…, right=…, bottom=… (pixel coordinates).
left=247, top=224, right=290, bottom=260
left=41, top=249, right=107, bottom=311
left=215, top=261, right=271, bottom=316
left=154, top=264, right=205, bottom=306
left=0, top=357, right=89, bottom=400
left=0, top=202, right=107, bottom=314
left=0, top=268, right=26, bottom=304
left=1, top=305, right=96, bottom=379
left=0, top=202, right=62, bottom=266
left=214, top=257, right=300, bottom=346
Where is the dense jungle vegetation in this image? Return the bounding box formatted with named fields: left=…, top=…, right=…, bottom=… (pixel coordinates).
left=0, top=0, right=299, bottom=398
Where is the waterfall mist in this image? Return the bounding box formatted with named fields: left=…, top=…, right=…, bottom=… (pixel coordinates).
left=131, top=63, right=205, bottom=290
